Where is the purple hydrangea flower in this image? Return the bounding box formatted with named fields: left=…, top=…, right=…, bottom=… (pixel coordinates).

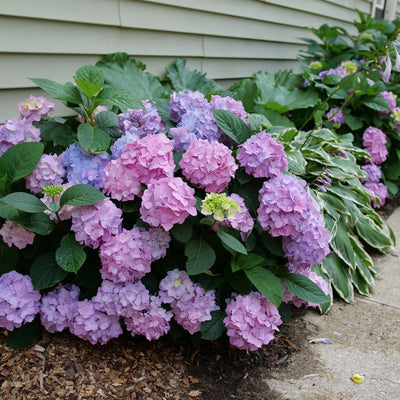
left=0, top=220, right=35, bottom=249
left=379, top=90, right=397, bottom=113
left=124, top=295, right=173, bottom=341
left=179, top=140, right=238, bottom=193
left=159, top=268, right=196, bottom=304
left=170, top=126, right=197, bottom=152
left=171, top=283, right=219, bottom=335
left=361, top=164, right=382, bottom=183
left=223, top=292, right=282, bottom=351
left=139, top=227, right=171, bottom=261
left=326, top=107, right=345, bottom=127
left=119, top=132, right=175, bottom=185
left=62, top=144, right=111, bottom=189
left=0, top=271, right=41, bottom=331
left=118, top=101, right=164, bottom=137
left=99, top=227, right=153, bottom=283
left=69, top=299, right=123, bottom=345
left=102, top=159, right=142, bottom=201
left=70, top=198, right=122, bottom=249
left=237, top=132, right=288, bottom=178
left=110, top=131, right=139, bottom=159
left=362, top=126, right=388, bottom=165
left=364, top=181, right=389, bottom=208
left=0, top=117, right=41, bottom=156
left=177, top=109, right=220, bottom=142
left=40, top=284, right=80, bottom=333
left=25, top=153, right=65, bottom=194
left=17, top=95, right=54, bottom=122
left=168, top=90, right=211, bottom=123
left=209, top=95, right=247, bottom=121
left=140, top=177, right=197, bottom=231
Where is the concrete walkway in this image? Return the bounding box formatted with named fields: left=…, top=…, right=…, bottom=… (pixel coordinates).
left=266, top=208, right=400, bottom=400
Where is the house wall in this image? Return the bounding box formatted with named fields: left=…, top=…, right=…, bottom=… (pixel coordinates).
left=0, top=0, right=373, bottom=119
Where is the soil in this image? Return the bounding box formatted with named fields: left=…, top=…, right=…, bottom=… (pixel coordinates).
left=1, top=193, right=399, bottom=400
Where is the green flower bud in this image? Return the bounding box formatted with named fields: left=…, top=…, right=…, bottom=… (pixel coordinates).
left=42, top=184, right=63, bottom=198
left=201, top=193, right=240, bottom=221
left=342, top=61, right=357, bottom=74
left=310, top=61, right=323, bottom=70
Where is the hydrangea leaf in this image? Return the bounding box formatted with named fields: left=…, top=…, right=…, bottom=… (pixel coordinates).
left=0, top=192, right=48, bottom=213
left=0, top=142, right=44, bottom=183
left=185, top=239, right=216, bottom=275
left=171, top=221, right=193, bottom=243
left=74, top=79, right=102, bottom=99
left=0, top=241, right=19, bottom=277
left=362, top=95, right=389, bottom=112
left=95, top=111, right=118, bottom=129
left=245, top=266, right=284, bottom=307
left=30, top=78, right=81, bottom=104
left=23, top=213, right=55, bottom=236
left=217, top=231, right=247, bottom=255
left=96, top=88, right=144, bottom=112
left=6, top=317, right=41, bottom=349
left=77, top=124, right=110, bottom=154
left=56, top=233, right=87, bottom=273
left=278, top=271, right=329, bottom=304
left=201, top=310, right=226, bottom=341
left=74, top=65, right=104, bottom=90
left=0, top=200, right=29, bottom=225
left=59, top=184, right=106, bottom=207
left=30, top=252, right=69, bottom=290
left=212, top=109, right=252, bottom=144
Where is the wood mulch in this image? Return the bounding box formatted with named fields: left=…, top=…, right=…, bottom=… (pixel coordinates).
left=1, top=192, right=399, bottom=400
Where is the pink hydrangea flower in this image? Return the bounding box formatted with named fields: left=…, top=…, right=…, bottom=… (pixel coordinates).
left=69, top=299, right=123, bottom=345
left=179, top=140, right=238, bottom=193
left=362, top=126, right=388, bottom=165
left=237, top=132, right=288, bottom=178
left=139, top=227, right=171, bottom=261
left=224, top=292, right=282, bottom=351
left=70, top=198, right=122, bottom=249
left=364, top=181, right=389, bottom=208
left=326, top=107, right=345, bottom=126
left=18, top=95, right=54, bottom=122
left=210, top=95, right=247, bottom=121
left=25, top=153, right=65, bottom=194
left=99, top=227, right=153, bottom=283
left=140, top=177, right=197, bottom=231
left=40, top=284, right=80, bottom=333
left=0, top=271, right=41, bottom=331
left=0, top=220, right=35, bottom=249
left=124, top=295, right=173, bottom=341
left=170, top=126, right=197, bottom=152
left=102, top=158, right=142, bottom=201
left=159, top=268, right=196, bottom=304
left=119, top=132, right=175, bottom=185
left=41, top=182, right=74, bottom=221
left=378, top=91, right=397, bottom=114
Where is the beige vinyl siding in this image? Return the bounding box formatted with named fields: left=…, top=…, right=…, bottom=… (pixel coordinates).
left=1, top=0, right=374, bottom=119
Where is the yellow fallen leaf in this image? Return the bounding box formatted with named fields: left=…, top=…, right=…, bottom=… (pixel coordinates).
left=352, top=374, right=364, bottom=383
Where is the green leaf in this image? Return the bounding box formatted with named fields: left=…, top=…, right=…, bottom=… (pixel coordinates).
left=212, top=109, right=252, bottom=144
left=185, top=239, right=216, bottom=275
left=217, top=231, right=247, bottom=255
left=171, top=221, right=193, bottom=243
left=0, top=241, right=19, bottom=276
left=321, top=253, right=354, bottom=303
left=75, top=65, right=104, bottom=87
left=201, top=310, right=226, bottom=340
left=95, top=111, right=118, bottom=128
left=74, top=79, right=102, bottom=99
left=96, top=52, right=167, bottom=99
left=56, top=233, right=87, bottom=273
left=0, top=192, right=47, bottom=213
left=245, top=266, right=284, bottom=307
left=363, top=95, right=389, bottom=112
left=0, top=142, right=44, bottom=183
left=30, top=78, right=81, bottom=104
left=96, top=87, right=144, bottom=111
left=355, top=218, right=393, bottom=249
left=30, top=252, right=69, bottom=290
left=166, top=58, right=220, bottom=93
left=0, top=200, right=29, bottom=225
left=77, top=124, right=110, bottom=153
left=60, top=184, right=106, bottom=207
left=6, top=317, right=41, bottom=349
left=23, top=213, right=55, bottom=235
left=330, top=217, right=355, bottom=268
left=231, top=253, right=265, bottom=273
left=50, top=125, right=76, bottom=147
left=246, top=113, right=271, bottom=131
left=278, top=271, right=329, bottom=304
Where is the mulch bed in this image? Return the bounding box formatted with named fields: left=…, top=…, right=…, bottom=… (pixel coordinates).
left=1, top=192, right=399, bottom=400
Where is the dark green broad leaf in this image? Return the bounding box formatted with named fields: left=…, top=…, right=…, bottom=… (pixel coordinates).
left=77, top=123, right=110, bottom=153
left=50, top=125, right=77, bottom=147
left=96, top=52, right=167, bottom=99
left=56, top=233, right=87, bottom=273
left=30, top=252, right=69, bottom=290
left=0, top=200, right=29, bottom=225
left=229, top=78, right=258, bottom=112
left=0, top=165, right=7, bottom=193
left=185, top=238, right=216, bottom=275
left=60, top=184, right=106, bottom=207
left=344, top=113, right=363, bottom=130
left=363, top=95, right=389, bottom=112
left=96, top=87, right=144, bottom=112
left=278, top=271, right=329, bottom=304
left=166, top=58, right=220, bottom=93
left=246, top=113, right=271, bottom=131
left=212, top=109, right=252, bottom=145
left=23, top=213, right=55, bottom=235
left=95, top=111, right=119, bottom=128
left=201, top=310, right=226, bottom=340
left=30, top=78, right=81, bottom=104
left=6, top=317, right=41, bottom=349
left=245, top=266, right=284, bottom=307
left=171, top=221, right=193, bottom=243
left=74, top=65, right=104, bottom=98
left=225, top=269, right=254, bottom=294
left=0, top=142, right=44, bottom=183
left=0, top=192, right=47, bottom=213
left=321, top=253, right=354, bottom=303
left=217, top=231, right=247, bottom=255
left=231, top=253, right=265, bottom=273
left=0, top=241, right=19, bottom=276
